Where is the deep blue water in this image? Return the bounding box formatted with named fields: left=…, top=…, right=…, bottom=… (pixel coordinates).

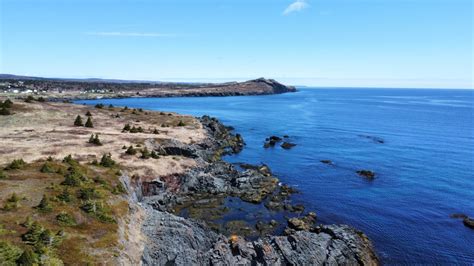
left=77, top=88, right=474, bottom=264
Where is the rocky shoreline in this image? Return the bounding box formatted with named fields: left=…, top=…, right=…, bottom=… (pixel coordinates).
left=128, top=115, right=379, bottom=265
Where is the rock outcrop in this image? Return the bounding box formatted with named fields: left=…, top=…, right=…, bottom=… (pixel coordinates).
left=135, top=116, right=379, bottom=265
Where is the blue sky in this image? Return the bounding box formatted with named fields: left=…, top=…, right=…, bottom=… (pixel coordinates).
left=0, top=0, right=472, bottom=88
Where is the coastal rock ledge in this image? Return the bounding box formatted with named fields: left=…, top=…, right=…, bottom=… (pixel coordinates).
left=142, top=209, right=379, bottom=265
left=133, top=116, right=378, bottom=265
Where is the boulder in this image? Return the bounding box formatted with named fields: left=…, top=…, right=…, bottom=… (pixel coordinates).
left=357, top=170, right=376, bottom=180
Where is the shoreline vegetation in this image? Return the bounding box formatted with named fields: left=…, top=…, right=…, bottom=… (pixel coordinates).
left=0, top=78, right=379, bottom=265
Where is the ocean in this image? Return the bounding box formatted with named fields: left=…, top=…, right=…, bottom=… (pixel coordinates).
left=77, top=88, right=474, bottom=264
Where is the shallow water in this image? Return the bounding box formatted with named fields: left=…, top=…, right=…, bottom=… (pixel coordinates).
left=77, top=88, right=474, bottom=264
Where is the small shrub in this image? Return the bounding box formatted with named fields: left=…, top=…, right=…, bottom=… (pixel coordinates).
left=46, top=156, right=54, bottom=162
left=16, top=248, right=38, bottom=265
left=40, top=162, right=55, bottom=173
left=85, top=111, right=92, bottom=116
left=78, top=187, right=102, bottom=200
left=5, top=159, right=26, bottom=170
left=129, top=126, right=138, bottom=133
left=36, top=195, right=52, bottom=212
left=0, top=107, right=11, bottom=116
left=37, top=97, right=46, bottom=102
left=3, top=99, right=13, bottom=108
left=88, top=134, right=102, bottom=146
left=57, top=188, right=72, bottom=203
left=177, top=120, right=185, bottom=127
left=0, top=240, right=23, bottom=264
left=125, top=146, right=137, bottom=155
left=74, top=115, right=83, bottom=126
left=122, top=145, right=127, bottom=149
left=24, top=95, right=35, bottom=103
left=85, top=117, right=94, bottom=128
left=112, top=182, right=127, bottom=195
left=95, top=103, right=104, bottom=109
left=140, top=147, right=151, bottom=159
left=0, top=170, right=7, bottom=179
left=122, top=124, right=131, bottom=131
left=56, top=212, right=76, bottom=226
left=93, top=176, right=107, bottom=185
left=61, top=167, right=84, bottom=186
left=151, top=151, right=160, bottom=159
left=62, top=154, right=78, bottom=165
left=2, top=193, right=20, bottom=211
left=153, top=128, right=159, bottom=134
left=99, top=153, right=115, bottom=167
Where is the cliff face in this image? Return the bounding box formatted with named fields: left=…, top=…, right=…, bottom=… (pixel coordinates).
left=134, top=116, right=379, bottom=265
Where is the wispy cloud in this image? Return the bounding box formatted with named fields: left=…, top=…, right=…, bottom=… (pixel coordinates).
left=283, top=0, right=309, bottom=15
left=85, top=32, right=176, bottom=37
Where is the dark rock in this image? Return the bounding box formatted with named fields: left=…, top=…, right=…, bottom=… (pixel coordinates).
left=357, top=170, right=376, bottom=180
left=263, top=136, right=282, bottom=148
left=359, top=134, right=385, bottom=144
left=320, top=159, right=333, bottom=165
left=281, top=142, right=297, bottom=149
left=463, top=217, right=474, bottom=229
left=450, top=213, right=468, bottom=219
left=287, top=212, right=317, bottom=231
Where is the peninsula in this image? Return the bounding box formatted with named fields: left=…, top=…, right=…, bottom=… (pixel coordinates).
left=0, top=79, right=378, bottom=265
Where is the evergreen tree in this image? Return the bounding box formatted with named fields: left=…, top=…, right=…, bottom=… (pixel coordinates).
left=0, top=107, right=11, bottom=116
left=3, top=99, right=13, bottom=108
left=141, top=147, right=151, bottom=159
left=57, top=188, right=72, bottom=203
left=122, top=124, right=131, bottom=131
left=0, top=240, right=23, bottom=264
left=125, top=146, right=137, bottom=155
left=40, top=162, right=55, bottom=173
left=74, top=115, right=83, bottom=126
left=88, top=134, right=102, bottom=146
left=16, top=248, right=38, bottom=265
left=85, top=117, right=94, bottom=128
left=177, top=120, right=185, bottom=127
left=85, top=111, right=92, bottom=116
left=5, top=159, right=26, bottom=170
left=99, top=154, right=115, bottom=167
left=36, top=195, right=52, bottom=212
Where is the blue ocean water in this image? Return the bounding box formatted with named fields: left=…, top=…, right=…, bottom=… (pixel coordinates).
left=77, top=88, right=474, bottom=264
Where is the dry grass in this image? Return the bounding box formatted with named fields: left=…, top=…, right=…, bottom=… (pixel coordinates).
left=0, top=98, right=208, bottom=264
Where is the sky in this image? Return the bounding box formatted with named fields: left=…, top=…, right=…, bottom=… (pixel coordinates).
left=0, top=0, right=472, bottom=88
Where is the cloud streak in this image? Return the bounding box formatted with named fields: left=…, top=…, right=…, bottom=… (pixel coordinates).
left=283, top=0, right=309, bottom=15
left=85, top=32, right=176, bottom=37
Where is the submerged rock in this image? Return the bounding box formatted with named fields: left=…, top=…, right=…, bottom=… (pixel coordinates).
left=463, top=217, right=474, bottom=229
left=320, top=159, right=333, bottom=165
left=357, top=170, right=376, bottom=180
left=281, top=142, right=296, bottom=149
left=263, top=136, right=283, bottom=148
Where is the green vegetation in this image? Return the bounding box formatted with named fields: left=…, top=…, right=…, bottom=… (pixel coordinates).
left=0, top=107, right=11, bottom=116
left=5, top=159, right=26, bottom=170
left=99, top=154, right=116, bottom=167
left=85, top=117, right=94, bottom=128
left=122, top=123, right=131, bottom=131
left=24, top=95, right=35, bottom=103
left=125, top=145, right=137, bottom=155
left=40, top=162, right=55, bottom=173
left=140, top=147, right=151, bottom=159
left=129, top=125, right=144, bottom=133
left=2, top=193, right=20, bottom=211
left=94, top=103, right=104, bottom=109
left=56, top=212, right=76, bottom=226
left=177, top=120, right=186, bottom=127
left=37, top=97, right=46, bottom=102
left=74, top=115, right=84, bottom=126
left=0, top=169, right=7, bottom=179
left=88, top=134, right=102, bottom=146
left=56, top=188, right=73, bottom=203
left=151, top=150, right=160, bottom=159
left=85, top=111, right=92, bottom=116
left=36, top=195, right=53, bottom=212
left=0, top=159, right=127, bottom=264
left=61, top=166, right=85, bottom=187
left=1, top=99, right=13, bottom=108
left=0, top=240, right=23, bottom=265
